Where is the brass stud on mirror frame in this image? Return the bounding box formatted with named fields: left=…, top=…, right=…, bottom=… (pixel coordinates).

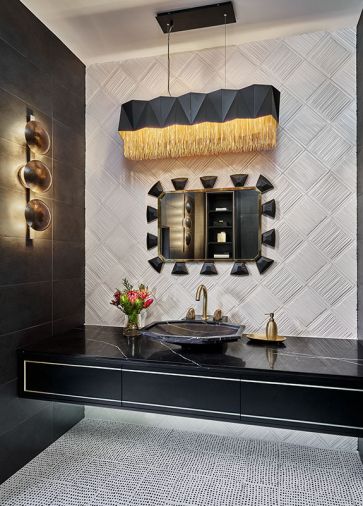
left=146, top=206, right=158, bottom=222
left=171, top=177, right=188, bottom=190
left=262, top=229, right=276, bottom=247
left=200, top=176, right=217, bottom=189
left=256, top=175, right=274, bottom=193
left=148, top=256, right=164, bottom=273
left=230, top=174, right=248, bottom=187
left=172, top=262, right=188, bottom=275
left=146, top=233, right=158, bottom=250
left=256, top=256, right=274, bottom=274
left=148, top=181, right=163, bottom=198
left=200, top=262, right=218, bottom=275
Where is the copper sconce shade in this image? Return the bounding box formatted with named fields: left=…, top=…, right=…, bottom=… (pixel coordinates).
left=25, top=199, right=51, bottom=231
left=25, top=120, right=51, bottom=155
left=18, top=160, right=52, bottom=193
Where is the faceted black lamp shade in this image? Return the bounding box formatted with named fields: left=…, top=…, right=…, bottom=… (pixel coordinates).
left=119, top=85, right=280, bottom=160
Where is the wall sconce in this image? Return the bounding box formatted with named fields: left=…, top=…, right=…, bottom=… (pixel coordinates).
left=18, top=160, right=52, bottom=193
left=24, top=120, right=51, bottom=155
left=25, top=199, right=52, bottom=231
left=19, top=112, right=52, bottom=234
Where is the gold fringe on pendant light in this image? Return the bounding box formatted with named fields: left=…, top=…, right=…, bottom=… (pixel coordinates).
left=118, top=86, right=280, bottom=161
left=120, top=115, right=278, bottom=161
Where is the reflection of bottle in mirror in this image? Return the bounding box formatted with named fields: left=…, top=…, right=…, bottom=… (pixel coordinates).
left=217, top=231, right=226, bottom=243
left=265, top=313, right=277, bottom=341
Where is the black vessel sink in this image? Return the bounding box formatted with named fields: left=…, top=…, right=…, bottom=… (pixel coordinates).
left=141, top=320, right=244, bottom=345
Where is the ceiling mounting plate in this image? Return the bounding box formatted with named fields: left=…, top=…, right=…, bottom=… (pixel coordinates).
left=156, top=2, right=236, bottom=34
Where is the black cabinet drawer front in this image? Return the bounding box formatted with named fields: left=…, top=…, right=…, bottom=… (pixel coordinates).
left=242, top=380, right=363, bottom=429
left=24, top=361, right=121, bottom=404
left=122, top=370, right=240, bottom=418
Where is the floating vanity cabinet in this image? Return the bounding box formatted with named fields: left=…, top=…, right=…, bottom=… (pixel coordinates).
left=240, top=374, right=363, bottom=436
left=122, top=367, right=240, bottom=420
left=18, top=327, right=363, bottom=443
left=21, top=356, right=122, bottom=407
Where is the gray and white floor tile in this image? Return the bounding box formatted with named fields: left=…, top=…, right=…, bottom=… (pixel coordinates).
left=0, top=418, right=362, bottom=505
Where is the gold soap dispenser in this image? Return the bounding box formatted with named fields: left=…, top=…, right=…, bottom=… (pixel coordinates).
left=265, top=313, right=278, bottom=341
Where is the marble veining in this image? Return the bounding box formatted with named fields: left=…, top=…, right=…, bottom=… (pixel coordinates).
left=20, top=325, right=363, bottom=379
left=0, top=418, right=362, bottom=505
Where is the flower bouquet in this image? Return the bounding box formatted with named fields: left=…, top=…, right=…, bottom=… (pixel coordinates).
left=111, top=278, right=154, bottom=336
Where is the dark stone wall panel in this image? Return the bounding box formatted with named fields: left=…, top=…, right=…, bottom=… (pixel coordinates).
left=0, top=0, right=85, bottom=483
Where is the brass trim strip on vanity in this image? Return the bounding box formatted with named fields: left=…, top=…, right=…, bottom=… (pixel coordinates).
left=240, top=379, right=363, bottom=393
left=23, top=360, right=122, bottom=403
left=23, top=388, right=121, bottom=403
left=240, top=414, right=363, bottom=431
left=122, top=400, right=240, bottom=417
left=122, top=369, right=240, bottom=381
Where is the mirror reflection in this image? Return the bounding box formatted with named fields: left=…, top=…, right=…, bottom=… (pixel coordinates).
left=159, top=188, right=261, bottom=262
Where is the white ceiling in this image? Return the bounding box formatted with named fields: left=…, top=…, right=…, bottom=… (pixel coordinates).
left=21, top=0, right=362, bottom=64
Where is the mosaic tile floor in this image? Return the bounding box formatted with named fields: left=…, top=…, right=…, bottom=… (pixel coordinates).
left=0, top=418, right=362, bottom=505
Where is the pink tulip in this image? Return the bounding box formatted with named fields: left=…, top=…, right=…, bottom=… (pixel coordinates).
left=143, top=298, right=153, bottom=308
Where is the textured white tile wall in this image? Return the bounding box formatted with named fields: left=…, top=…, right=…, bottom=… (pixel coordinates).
left=86, top=27, right=357, bottom=338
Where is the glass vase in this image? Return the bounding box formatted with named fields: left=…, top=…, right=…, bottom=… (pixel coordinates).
left=124, top=312, right=140, bottom=337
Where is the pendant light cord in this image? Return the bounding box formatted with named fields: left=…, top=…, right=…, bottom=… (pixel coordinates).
left=167, top=23, right=173, bottom=96
left=224, top=13, right=227, bottom=88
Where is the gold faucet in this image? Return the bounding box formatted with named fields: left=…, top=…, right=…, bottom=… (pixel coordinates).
left=195, top=284, right=208, bottom=320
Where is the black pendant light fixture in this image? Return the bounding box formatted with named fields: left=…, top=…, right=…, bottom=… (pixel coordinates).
left=119, top=2, right=280, bottom=161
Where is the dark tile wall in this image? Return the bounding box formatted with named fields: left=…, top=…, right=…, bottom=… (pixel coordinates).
left=0, top=0, right=85, bottom=483
left=357, top=10, right=363, bottom=459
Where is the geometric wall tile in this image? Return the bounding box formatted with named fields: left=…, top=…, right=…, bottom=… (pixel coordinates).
left=307, top=35, right=350, bottom=76
left=86, top=26, right=357, bottom=346
left=263, top=43, right=303, bottom=81
left=86, top=27, right=357, bottom=448
left=285, top=196, right=325, bottom=236
left=285, top=152, right=328, bottom=192
left=308, top=80, right=351, bottom=121
left=309, top=126, right=351, bottom=166
left=286, top=106, right=325, bottom=146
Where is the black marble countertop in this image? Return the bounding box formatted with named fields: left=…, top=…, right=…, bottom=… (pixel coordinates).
left=19, top=325, right=363, bottom=380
